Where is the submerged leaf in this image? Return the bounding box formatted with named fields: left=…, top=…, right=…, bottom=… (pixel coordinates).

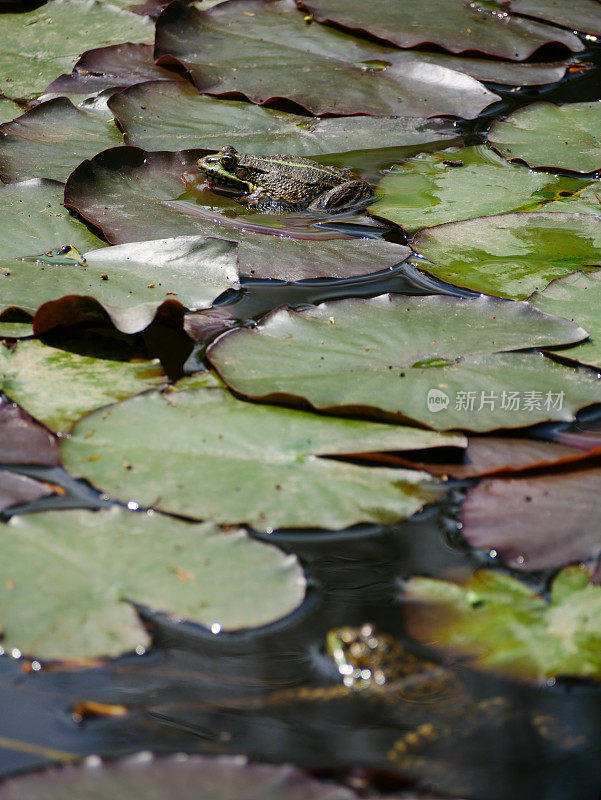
left=405, top=566, right=601, bottom=681
left=61, top=383, right=456, bottom=530
left=207, top=294, right=598, bottom=432
left=0, top=507, right=306, bottom=659
left=412, top=212, right=601, bottom=299
left=0, top=339, right=166, bottom=434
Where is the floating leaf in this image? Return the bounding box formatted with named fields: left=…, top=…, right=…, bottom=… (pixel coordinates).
left=0, top=99, right=20, bottom=125
left=0, top=339, right=165, bottom=435
left=0, top=397, right=59, bottom=466
left=0, top=0, right=153, bottom=101
left=207, top=294, right=598, bottom=432
left=460, top=467, right=601, bottom=571
left=0, top=755, right=362, bottom=800
left=154, top=0, right=500, bottom=119
left=0, top=99, right=123, bottom=183
left=0, top=180, right=105, bottom=261
left=298, top=0, right=583, bottom=59
left=530, top=269, right=601, bottom=370
left=0, top=470, right=53, bottom=514
left=64, top=147, right=411, bottom=280
left=488, top=101, right=601, bottom=174
left=0, top=236, right=239, bottom=331
left=542, top=181, right=601, bottom=217
left=0, top=507, right=305, bottom=659
left=412, top=212, right=601, bottom=299
left=110, top=79, right=462, bottom=155
left=42, top=43, right=185, bottom=99
left=369, top=146, right=589, bottom=232
left=404, top=566, right=601, bottom=681
left=61, top=383, right=456, bottom=530
left=504, top=0, right=601, bottom=37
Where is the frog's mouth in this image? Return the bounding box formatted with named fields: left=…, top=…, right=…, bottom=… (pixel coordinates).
left=203, top=180, right=249, bottom=199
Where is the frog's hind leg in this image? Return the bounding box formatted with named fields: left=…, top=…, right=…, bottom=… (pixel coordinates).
left=308, top=180, right=373, bottom=212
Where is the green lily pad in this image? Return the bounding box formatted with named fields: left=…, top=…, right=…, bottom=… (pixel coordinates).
left=0, top=339, right=166, bottom=435
left=154, top=0, right=500, bottom=119
left=298, top=0, right=583, bottom=59
left=0, top=98, right=123, bottom=183
left=488, top=101, right=601, bottom=174
left=0, top=321, right=33, bottom=338
left=0, top=179, right=106, bottom=260
left=404, top=566, right=601, bottom=681
left=0, top=236, right=239, bottom=331
left=110, top=79, right=462, bottom=155
left=0, top=507, right=305, bottom=659
left=64, top=147, right=410, bottom=280
left=411, top=212, right=601, bottom=299
left=61, top=382, right=457, bottom=531
left=0, top=0, right=153, bottom=101
left=505, top=0, right=601, bottom=36
left=369, top=146, right=590, bottom=232
left=207, top=294, right=599, bottom=432
left=0, top=99, right=20, bottom=125
left=530, top=269, right=601, bottom=370
left=542, top=182, right=601, bottom=216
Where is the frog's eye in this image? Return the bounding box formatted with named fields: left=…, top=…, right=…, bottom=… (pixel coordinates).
left=220, top=152, right=237, bottom=170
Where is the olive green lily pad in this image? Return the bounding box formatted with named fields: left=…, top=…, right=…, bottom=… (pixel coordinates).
left=505, top=0, right=601, bottom=36
left=154, top=0, right=500, bottom=119
left=0, top=236, right=239, bottom=331
left=0, top=179, right=106, bottom=259
left=369, top=146, right=590, bottom=232
left=207, top=294, right=600, bottom=432
left=0, top=321, right=33, bottom=338
left=63, top=148, right=410, bottom=280
left=0, top=507, right=306, bottom=659
left=0, top=339, right=166, bottom=435
left=0, top=99, right=20, bottom=125
left=530, top=269, right=601, bottom=370
left=411, top=212, right=601, bottom=300
left=298, top=0, right=583, bottom=59
left=488, top=101, right=601, bottom=174
left=61, top=382, right=457, bottom=530
left=0, top=0, right=153, bottom=101
left=110, top=80, right=462, bottom=155
left=0, top=99, right=123, bottom=183
left=404, top=566, right=601, bottom=681
left=542, top=181, right=601, bottom=216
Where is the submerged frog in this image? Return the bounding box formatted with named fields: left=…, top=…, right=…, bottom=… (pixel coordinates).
left=197, top=145, right=373, bottom=212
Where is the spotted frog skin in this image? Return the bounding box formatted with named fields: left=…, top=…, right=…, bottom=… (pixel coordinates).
left=197, top=146, right=373, bottom=212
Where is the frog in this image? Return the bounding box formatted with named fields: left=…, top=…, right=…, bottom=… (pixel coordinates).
left=197, top=145, right=373, bottom=213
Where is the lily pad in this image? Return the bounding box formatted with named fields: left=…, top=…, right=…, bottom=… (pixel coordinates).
left=207, top=294, right=599, bottom=432
left=488, top=101, right=601, bottom=174
left=64, top=147, right=411, bottom=280
left=41, top=43, right=185, bottom=98
left=404, top=566, right=601, bottom=681
left=411, top=212, right=601, bottom=299
left=0, top=99, right=123, bottom=183
left=0, top=755, right=361, bottom=800
left=0, top=507, right=306, bottom=659
left=0, top=397, right=59, bottom=466
left=0, top=179, right=105, bottom=261
left=0, top=236, right=239, bottom=331
left=110, top=80, right=462, bottom=155
left=298, top=0, right=583, bottom=59
left=61, top=382, right=456, bottom=530
left=0, top=470, right=53, bottom=514
left=369, top=146, right=590, bottom=233
left=460, top=467, right=601, bottom=571
left=542, top=182, right=601, bottom=216
left=504, top=0, right=601, bottom=36
left=0, top=0, right=153, bottom=101
left=154, top=0, right=500, bottom=119
left=530, top=269, right=601, bottom=370
left=0, top=99, right=20, bottom=125
left=0, top=339, right=166, bottom=435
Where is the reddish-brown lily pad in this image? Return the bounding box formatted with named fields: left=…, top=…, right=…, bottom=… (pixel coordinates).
left=0, top=470, right=54, bottom=513
left=154, top=0, right=500, bottom=119
left=460, top=467, right=601, bottom=571
left=64, top=147, right=411, bottom=280
left=504, top=0, right=601, bottom=36
left=298, top=0, right=583, bottom=60
left=0, top=397, right=59, bottom=466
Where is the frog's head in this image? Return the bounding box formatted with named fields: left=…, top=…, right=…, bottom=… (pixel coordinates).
left=197, top=146, right=253, bottom=193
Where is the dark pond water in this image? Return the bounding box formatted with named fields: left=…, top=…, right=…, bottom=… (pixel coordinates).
left=3, top=38, right=601, bottom=800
